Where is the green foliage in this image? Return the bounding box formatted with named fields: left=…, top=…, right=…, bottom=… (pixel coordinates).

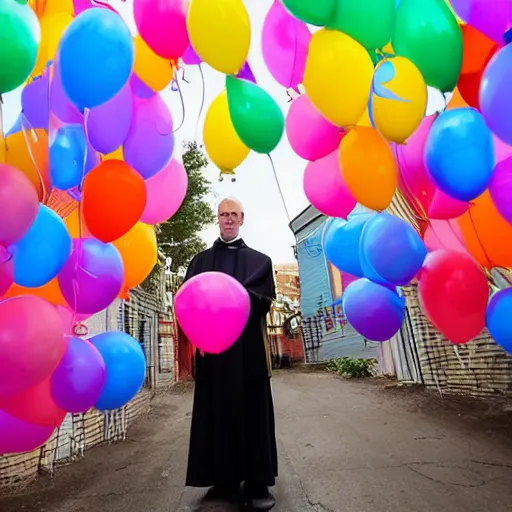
left=325, top=357, right=376, bottom=378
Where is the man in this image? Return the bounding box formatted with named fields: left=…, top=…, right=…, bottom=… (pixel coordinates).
left=184, top=197, right=278, bottom=511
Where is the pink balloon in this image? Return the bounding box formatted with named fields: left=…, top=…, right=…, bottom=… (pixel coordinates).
left=0, top=408, right=56, bottom=455
left=134, top=0, right=190, bottom=60
left=73, top=0, right=118, bottom=15
left=141, top=159, right=188, bottom=225
left=303, top=150, right=356, bottom=219
left=286, top=95, right=343, bottom=161
left=0, top=246, right=13, bottom=296
left=0, top=296, right=66, bottom=398
left=57, top=305, right=91, bottom=334
left=0, top=165, right=39, bottom=246
left=494, top=134, right=512, bottom=162
left=490, top=156, right=512, bottom=225
left=262, top=1, right=311, bottom=91
left=175, top=272, right=250, bottom=354
left=428, top=189, right=469, bottom=220
left=182, top=44, right=201, bottom=66
left=424, top=219, right=468, bottom=254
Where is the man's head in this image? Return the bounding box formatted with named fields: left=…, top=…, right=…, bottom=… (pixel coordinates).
left=218, top=197, right=244, bottom=241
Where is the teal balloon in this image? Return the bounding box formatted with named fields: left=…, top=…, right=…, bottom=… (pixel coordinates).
left=225, top=76, right=284, bottom=154
left=281, top=0, right=337, bottom=26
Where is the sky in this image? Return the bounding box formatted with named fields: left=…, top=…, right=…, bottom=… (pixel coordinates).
left=1, top=0, right=446, bottom=264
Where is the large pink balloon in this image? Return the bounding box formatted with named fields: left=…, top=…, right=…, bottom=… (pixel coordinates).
left=140, top=159, right=188, bottom=225
left=175, top=272, right=250, bottom=354
left=0, top=409, right=56, bottom=455
left=0, top=246, right=13, bottom=296
left=134, top=0, right=190, bottom=60
left=424, top=219, right=468, bottom=254
left=262, top=1, right=310, bottom=91
left=286, top=95, right=342, bottom=161
left=0, top=165, right=39, bottom=246
left=0, top=296, right=66, bottom=397
left=303, top=150, right=356, bottom=219
left=489, top=156, right=512, bottom=225
left=428, top=189, right=469, bottom=220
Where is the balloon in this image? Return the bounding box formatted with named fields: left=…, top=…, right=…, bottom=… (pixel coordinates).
left=304, top=29, right=373, bottom=128
left=328, top=0, right=395, bottom=50
left=225, top=76, right=284, bottom=154
left=262, top=1, right=310, bottom=91
left=203, top=90, right=250, bottom=173
left=425, top=108, right=495, bottom=202
left=0, top=164, right=39, bottom=246
left=49, top=124, right=99, bottom=190
left=369, top=57, right=427, bottom=144
left=423, top=219, right=468, bottom=254
left=33, top=12, right=73, bottom=78
left=392, top=0, right=463, bottom=92
left=0, top=247, right=13, bottom=296
left=0, top=0, right=40, bottom=93
left=0, top=409, right=56, bottom=455
left=340, top=126, right=398, bottom=211
left=57, top=305, right=91, bottom=334
left=130, top=73, right=156, bottom=100
left=59, top=238, right=124, bottom=315
left=11, top=205, right=72, bottom=288
left=86, top=82, right=133, bottom=155
left=187, top=0, right=250, bottom=75
left=46, top=0, right=75, bottom=16
left=458, top=191, right=512, bottom=269
left=183, top=44, right=201, bottom=65
left=133, top=36, right=174, bottom=92
left=303, top=150, right=356, bottom=219
left=427, top=189, right=468, bottom=220
left=0, top=296, right=66, bottom=397
left=175, top=271, right=251, bottom=354
left=489, top=157, right=512, bottom=225
left=113, top=223, right=158, bottom=295
left=134, top=0, right=189, bottom=61
left=58, top=8, right=134, bottom=110
left=50, top=63, right=83, bottom=124
left=343, top=279, right=405, bottom=342
left=286, top=95, right=343, bottom=162
left=323, top=215, right=373, bottom=277
left=82, top=160, right=146, bottom=243
left=64, top=208, right=90, bottom=239
left=360, top=212, right=427, bottom=286
left=486, top=288, right=512, bottom=355
left=418, top=250, right=489, bottom=344
left=124, top=95, right=174, bottom=179
left=90, top=331, right=146, bottom=411
left=102, top=145, right=124, bottom=163
left=281, top=0, right=336, bottom=26
left=2, top=277, right=67, bottom=307
left=51, top=337, right=106, bottom=414
left=480, top=44, right=512, bottom=146
left=236, top=61, right=257, bottom=83
left=21, top=71, right=50, bottom=130
left=141, top=160, right=188, bottom=225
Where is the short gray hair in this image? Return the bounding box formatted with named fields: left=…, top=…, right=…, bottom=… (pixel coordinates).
left=218, top=196, right=244, bottom=213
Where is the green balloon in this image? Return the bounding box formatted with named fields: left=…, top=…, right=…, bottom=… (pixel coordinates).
left=392, top=0, right=463, bottom=93
left=0, top=0, right=41, bottom=94
left=328, top=0, right=395, bottom=50
left=281, top=0, right=337, bottom=26
left=225, top=76, right=284, bottom=155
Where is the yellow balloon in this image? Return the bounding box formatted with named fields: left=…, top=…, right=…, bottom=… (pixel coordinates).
left=44, top=0, right=74, bottom=16
left=134, top=37, right=173, bottom=92
left=357, top=108, right=372, bottom=127
left=33, top=12, right=73, bottom=77
left=304, top=30, right=373, bottom=128
left=382, top=42, right=394, bottom=55
left=103, top=146, right=124, bottom=161
left=204, top=90, right=250, bottom=172
left=187, top=0, right=251, bottom=75
left=370, top=57, right=427, bottom=144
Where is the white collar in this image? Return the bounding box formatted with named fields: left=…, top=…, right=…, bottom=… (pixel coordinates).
left=220, top=234, right=241, bottom=244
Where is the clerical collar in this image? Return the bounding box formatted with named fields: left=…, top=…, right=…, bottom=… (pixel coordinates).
left=220, top=234, right=241, bottom=244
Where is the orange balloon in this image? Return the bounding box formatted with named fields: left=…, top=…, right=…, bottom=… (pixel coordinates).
left=458, top=191, right=512, bottom=270
left=340, top=126, right=397, bottom=211
left=446, top=87, right=469, bottom=110
left=2, top=277, right=67, bottom=306
left=113, top=222, right=158, bottom=295
left=64, top=207, right=90, bottom=238
left=82, top=160, right=147, bottom=243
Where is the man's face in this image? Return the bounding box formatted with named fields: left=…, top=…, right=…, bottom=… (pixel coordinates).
left=218, top=200, right=244, bottom=241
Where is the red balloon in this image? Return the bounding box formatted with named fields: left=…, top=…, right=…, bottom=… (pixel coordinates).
left=418, top=250, right=489, bottom=344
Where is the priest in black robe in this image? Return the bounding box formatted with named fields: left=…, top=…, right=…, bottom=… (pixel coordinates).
left=184, top=197, right=278, bottom=511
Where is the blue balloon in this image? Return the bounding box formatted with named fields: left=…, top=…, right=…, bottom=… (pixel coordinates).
left=90, top=332, right=146, bottom=411
left=360, top=212, right=427, bottom=286
left=11, top=205, right=72, bottom=287
left=425, top=108, right=495, bottom=202
left=50, top=125, right=99, bottom=190
left=58, top=9, right=134, bottom=110
left=323, top=214, right=374, bottom=277
left=486, top=288, right=512, bottom=355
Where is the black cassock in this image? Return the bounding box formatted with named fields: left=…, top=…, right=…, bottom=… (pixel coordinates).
left=184, top=238, right=278, bottom=489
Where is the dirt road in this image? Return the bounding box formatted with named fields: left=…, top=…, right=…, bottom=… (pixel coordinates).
left=2, top=370, right=512, bottom=512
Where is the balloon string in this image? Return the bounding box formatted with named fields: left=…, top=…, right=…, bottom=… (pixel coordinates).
left=172, top=68, right=186, bottom=134
left=194, top=63, right=206, bottom=143
left=267, top=154, right=290, bottom=222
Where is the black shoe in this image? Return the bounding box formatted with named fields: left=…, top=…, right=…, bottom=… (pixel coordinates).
left=202, top=484, right=240, bottom=503
left=244, top=483, right=276, bottom=511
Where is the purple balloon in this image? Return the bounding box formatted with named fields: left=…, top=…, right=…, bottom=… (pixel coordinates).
left=489, top=156, right=512, bottom=225
left=51, top=337, right=106, bottom=414
left=58, top=238, right=124, bottom=316
left=130, top=74, right=155, bottom=99
left=182, top=44, right=201, bottom=65
left=343, top=278, right=405, bottom=342
left=0, top=408, right=55, bottom=455
left=236, top=61, right=257, bottom=84
left=21, top=71, right=50, bottom=130
left=51, top=64, right=83, bottom=124
left=123, top=95, right=174, bottom=179
left=86, top=82, right=133, bottom=154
